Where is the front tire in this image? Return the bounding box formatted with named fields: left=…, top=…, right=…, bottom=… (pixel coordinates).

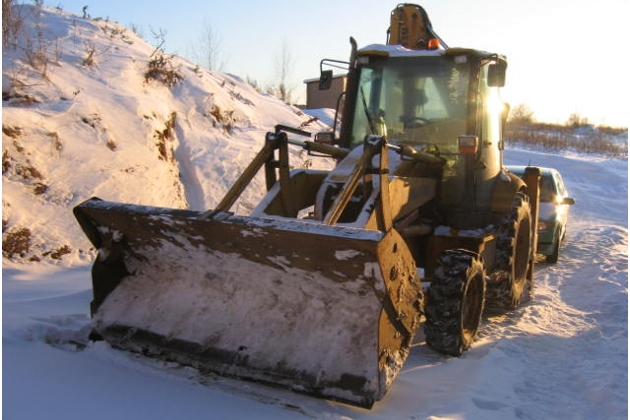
left=424, top=250, right=486, bottom=357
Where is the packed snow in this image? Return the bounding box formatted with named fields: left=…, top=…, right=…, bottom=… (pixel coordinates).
left=3, top=5, right=628, bottom=420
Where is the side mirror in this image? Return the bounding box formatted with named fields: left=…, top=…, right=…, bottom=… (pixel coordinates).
left=488, top=60, right=507, bottom=87
left=319, top=70, right=333, bottom=91
left=562, top=197, right=576, bottom=205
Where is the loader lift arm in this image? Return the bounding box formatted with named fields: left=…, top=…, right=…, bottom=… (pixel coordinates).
left=206, top=124, right=349, bottom=220
left=73, top=126, right=424, bottom=408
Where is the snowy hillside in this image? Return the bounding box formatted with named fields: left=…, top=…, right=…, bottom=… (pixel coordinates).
left=2, top=4, right=329, bottom=264
left=3, top=5, right=627, bottom=420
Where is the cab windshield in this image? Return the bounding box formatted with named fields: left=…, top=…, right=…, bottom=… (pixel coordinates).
left=350, top=55, right=470, bottom=151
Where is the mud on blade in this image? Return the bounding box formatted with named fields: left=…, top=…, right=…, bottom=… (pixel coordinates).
left=74, top=197, right=422, bottom=407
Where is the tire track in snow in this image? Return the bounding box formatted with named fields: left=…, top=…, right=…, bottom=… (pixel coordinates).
left=408, top=147, right=630, bottom=419
left=467, top=216, right=628, bottom=419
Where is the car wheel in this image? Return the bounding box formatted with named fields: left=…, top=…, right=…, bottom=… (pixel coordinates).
left=546, top=239, right=560, bottom=263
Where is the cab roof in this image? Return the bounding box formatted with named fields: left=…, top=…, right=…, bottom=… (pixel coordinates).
left=357, top=43, right=504, bottom=61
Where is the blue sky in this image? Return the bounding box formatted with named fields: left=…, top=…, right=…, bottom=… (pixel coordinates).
left=54, top=0, right=627, bottom=126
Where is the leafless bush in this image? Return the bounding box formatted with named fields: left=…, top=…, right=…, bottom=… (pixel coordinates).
left=33, top=182, right=48, bottom=195
left=2, top=70, right=41, bottom=105
left=2, top=227, right=32, bottom=259
left=24, top=38, right=50, bottom=78
left=81, top=113, right=102, bottom=128
left=144, top=28, right=183, bottom=88
left=505, top=121, right=628, bottom=157
left=2, top=150, right=11, bottom=174
left=82, top=25, right=119, bottom=67
left=144, top=53, right=183, bottom=88
left=246, top=76, right=262, bottom=93
left=4, top=92, right=40, bottom=106
left=128, top=22, right=143, bottom=38
left=47, top=131, right=62, bottom=153
left=100, top=23, right=130, bottom=41
left=2, top=124, right=23, bottom=138
left=49, top=245, right=71, bottom=260
left=82, top=42, right=96, bottom=66
left=19, top=2, right=63, bottom=79
left=207, top=105, right=234, bottom=134
left=567, top=112, right=590, bottom=128
left=508, top=103, right=535, bottom=125
left=16, top=163, right=43, bottom=180
left=228, top=89, right=254, bottom=106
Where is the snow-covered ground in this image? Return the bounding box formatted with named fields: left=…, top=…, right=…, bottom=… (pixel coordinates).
left=3, top=5, right=627, bottom=420
left=3, top=148, right=627, bottom=420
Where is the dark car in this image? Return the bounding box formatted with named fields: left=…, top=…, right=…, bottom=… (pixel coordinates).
left=506, top=166, right=576, bottom=263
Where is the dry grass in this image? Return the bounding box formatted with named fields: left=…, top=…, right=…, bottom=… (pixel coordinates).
left=154, top=111, right=177, bottom=160
left=2, top=124, right=23, bottom=138
left=505, top=122, right=627, bottom=158
left=207, top=104, right=234, bottom=134
left=2, top=227, right=32, bottom=259
left=2, top=150, right=11, bottom=173
left=48, top=245, right=71, bottom=260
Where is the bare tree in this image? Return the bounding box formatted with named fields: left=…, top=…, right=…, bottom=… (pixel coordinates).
left=3, top=0, right=23, bottom=49
left=273, top=37, right=295, bottom=103
left=149, top=26, right=167, bottom=57
left=128, top=22, right=144, bottom=38
left=191, top=18, right=225, bottom=72
left=246, top=76, right=262, bottom=93
left=567, top=112, right=590, bottom=128
left=508, top=103, right=535, bottom=125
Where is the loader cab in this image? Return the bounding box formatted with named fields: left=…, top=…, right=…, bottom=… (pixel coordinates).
left=342, top=52, right=469, bottom=151
left=339, top=46, right=508, bottom=228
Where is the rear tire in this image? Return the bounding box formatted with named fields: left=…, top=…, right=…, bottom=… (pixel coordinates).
left=487, top=192, right=533, bottom=311
left=424, top=250, right=486, bottom=357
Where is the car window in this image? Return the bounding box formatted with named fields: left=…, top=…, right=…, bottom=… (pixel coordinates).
left=540, top=174, right=557, bottom=202
left=554, top=172, right=568, bottom=197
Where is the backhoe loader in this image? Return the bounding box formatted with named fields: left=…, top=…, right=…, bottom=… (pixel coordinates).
left=74, top=3, right=540, bottom=408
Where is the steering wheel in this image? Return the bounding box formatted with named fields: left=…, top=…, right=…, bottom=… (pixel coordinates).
left=398, top=142, right=442, bottom=165
left=421, top=142, right=440, bottom=155
left=402, top=116, right=430, bottom=127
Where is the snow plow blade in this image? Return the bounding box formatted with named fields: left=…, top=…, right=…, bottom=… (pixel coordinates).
left=73, top=197, right=422, bottom=407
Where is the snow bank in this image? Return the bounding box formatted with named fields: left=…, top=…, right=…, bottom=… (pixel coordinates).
left=2, top=4, right=330, bottom=265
